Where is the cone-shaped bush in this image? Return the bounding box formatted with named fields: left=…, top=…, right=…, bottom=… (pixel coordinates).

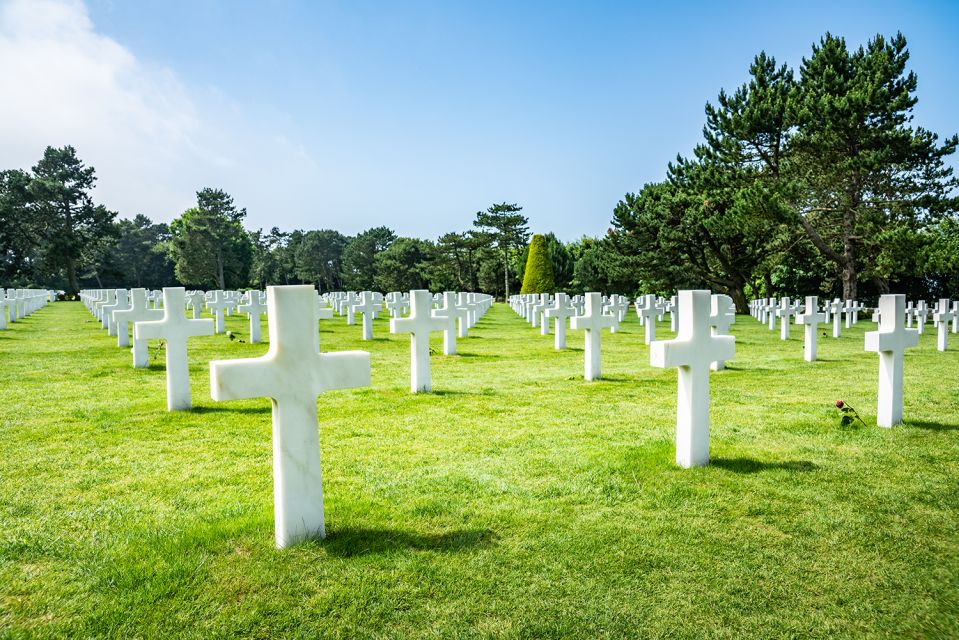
left=520, top=234, right=556, bottom=294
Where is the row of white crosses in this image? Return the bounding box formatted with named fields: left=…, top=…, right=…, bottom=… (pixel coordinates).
left=0, top=289, right=56, bottom=329
left=80, top=287, right=270, bottom=402
left=751, top=294, right=959, bottom=356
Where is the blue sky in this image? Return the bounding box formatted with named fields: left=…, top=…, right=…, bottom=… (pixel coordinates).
left=1, top=0, right=957, bottom=240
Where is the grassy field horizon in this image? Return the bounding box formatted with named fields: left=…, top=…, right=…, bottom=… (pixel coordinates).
left=1, top=300, right=957, bottom=638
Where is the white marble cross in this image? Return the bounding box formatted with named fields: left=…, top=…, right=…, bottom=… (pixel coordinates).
left=933, top=298, right=954, bottom=352
left=637, top=294, right=659, bottom=345
left=915, top=300, right=929, bottom=335
left=113, top=288, right=163, bottom=364
left=544, top=293, right=576, bottom=350
left=766, top=297, right=777, bottom=330
left=775, top=297, right=799, bottom=340
left=239, top=290, right=267, bottom=344
left=186, top=291, right=206, bottom=319
left=96, top=289, right=117, bottom=327
left=432, top=291, right=467, bottom=355
left=570, top=292, right=616, bottom=381
left=796, top=296, right=826, bottom=362
left=708, top=294, right=735, bottom=371
left=606, top=295, right=628, bottom=333
left=456, top=292, right=472, bottom=337
left=102, top=289, right=127, bottom=335
left=209, top=285, right=371, bottom=548
left=538, top=294, right=552, bottom=335
left=206, top=290, right=230, bottom=334
left=830, top=298, right=843, bottom=338
left=390, top=290, right=448, bottom=392
left=385, top=292, right=409, bottom=318
left=650, top=290, right=735, bottom=468
left=865, top=294, right=919, bottom=427
left=135, top=287, right=214, bottom=410
left=352, top=291, right=381, bottom=340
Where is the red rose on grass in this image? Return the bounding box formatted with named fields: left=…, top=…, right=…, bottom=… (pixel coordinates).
left=836, top=400, right=844, bottom=408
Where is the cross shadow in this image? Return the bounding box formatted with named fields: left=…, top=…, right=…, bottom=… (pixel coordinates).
left=190, top=405, right=272, bottom=415
left=321, top=526, right=495, bottom=557
left=428, top=389, right=496, bottom=397
left=904, top=420, right=959, bottom=432
left=711, top=457, right=818, bottom=473
left=453, top=352, right=500, bottom=358
left=594, top=374, right=632, bottom=383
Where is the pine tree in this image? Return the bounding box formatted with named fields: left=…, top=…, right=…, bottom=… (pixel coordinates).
left=520, top=234, right=555, bottom=294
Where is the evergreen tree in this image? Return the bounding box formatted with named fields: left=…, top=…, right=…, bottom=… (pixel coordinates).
left=167, top=188, right=253, bottom=289
left=340, top=226, right=396, bottom=290
left=788, top=32, right=959, bottom=299
left=520, top=234, right=556, bottom=294
left=473, top=203, right=529, bottom=299
left=28, top=146, right=117, bottom=294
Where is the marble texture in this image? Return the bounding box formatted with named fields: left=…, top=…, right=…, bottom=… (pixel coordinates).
left=865, top=294, right=919, bottom=427
left=796, top=296, right=826, bottom=362
left=544, top=293, right=575, bottom=350
left=390, top=290, right=449, bottom=393
left=239, top=290, right=267, bottom=344
left=135, top=288, right=214, bottom=410
left=650, top=290, right=735, bottom=468
left=210, top=285, right=371, bottom=548
left=569, top=292, right=615, bottom=381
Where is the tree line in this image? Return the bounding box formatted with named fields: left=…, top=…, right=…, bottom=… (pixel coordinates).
left=2, top=32, right=956, bottom=308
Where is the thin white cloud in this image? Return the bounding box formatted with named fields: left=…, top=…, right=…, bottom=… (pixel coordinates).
left=0, top=0, right=315, bottom=225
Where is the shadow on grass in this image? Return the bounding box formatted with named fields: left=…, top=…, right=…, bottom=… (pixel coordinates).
left=323, top=526, right=495, bottom=557
left=191, top=405, right=272, bottom=415
left=429, top=389, right=496, bottom=397
left=711, top=457, right=818, bottom=473
left=904, top=420, right=959, bottom=432
left=453, top=352, right=500, bottom=359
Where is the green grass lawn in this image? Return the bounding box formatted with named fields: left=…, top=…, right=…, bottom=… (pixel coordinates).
left=1, top=300, right=958, bottom=639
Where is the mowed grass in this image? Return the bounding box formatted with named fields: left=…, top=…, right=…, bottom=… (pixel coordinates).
left=1, top=300, right=958, bottom=639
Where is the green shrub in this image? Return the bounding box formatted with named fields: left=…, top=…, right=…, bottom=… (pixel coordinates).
left=520, top=234, right=556, bottom=294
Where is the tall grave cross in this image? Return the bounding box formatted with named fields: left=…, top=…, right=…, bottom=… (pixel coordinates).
left=933, top=298, right=955, bottom=352
left=352, top=291, right=381, bottom=340
left=606, top=295, right=628, bottom=333
left=239, top=290, right=267, bottom=344
left=830, top=298, right=843, bottom=338
left=135, top=287, right=214, bottom=410
left=113, top=288, right=163, bottom=361
left=390, top=290, right=449, bottom=392
left=650, top=290, right=735, bottom=468
left=544, top=293, right=576, bottom=350
left=569, top=292, right=616, bottom=381
left=708, top=294, right=736, bottom=371
left=185, top=291, right=206, bottom=319
left=775, top=297, right=799, bottom=340
left=209, top=285, right=371, bottom=548
left=102, top=289, right=128, bottom=336
left=865, top=294, right=919, bottom=427
left=432, top=291, right=468, bottom=355
left=205, top=290, right=231, bottom=334
left=637, top=294, right=660, bottom=345
left=796, top=296, right=826, bottom=362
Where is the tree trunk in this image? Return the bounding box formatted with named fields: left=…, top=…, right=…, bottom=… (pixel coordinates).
left=730, top=287, right=749, bottom=314
left=763, top=272, right=774, bottom=298
left=503, top=246, right=510, bottom=301
left=841, top=209, right=857, bottom=300
left=67, top=257, right=78, bottom=295
left=216, top=251, right=226, bottom=290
